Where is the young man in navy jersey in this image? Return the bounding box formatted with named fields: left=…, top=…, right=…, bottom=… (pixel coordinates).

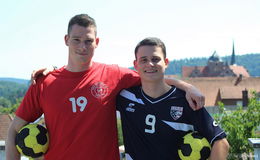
left=116, top=37, right=229, bottom=160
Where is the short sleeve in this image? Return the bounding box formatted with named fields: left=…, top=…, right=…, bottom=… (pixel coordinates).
left=117, top=66, right=140, bottom=89
left=16, top=82, right=43, bottom=122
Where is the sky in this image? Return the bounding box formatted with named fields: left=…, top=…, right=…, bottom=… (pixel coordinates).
left=0, top=0, right=260, bottom=79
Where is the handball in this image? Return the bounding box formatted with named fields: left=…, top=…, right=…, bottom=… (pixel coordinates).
left=178, top=131, right=211, bottom=160
left=15, top=123, right=49, bottom=158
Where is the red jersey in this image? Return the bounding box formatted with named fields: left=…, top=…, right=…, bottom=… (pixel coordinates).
left=16, top=62, right=140, bottom=160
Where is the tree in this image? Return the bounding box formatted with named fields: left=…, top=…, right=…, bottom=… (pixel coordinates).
left=0, top=98, right=22, bottom=114
left=214, top=91, right=260, bottom=160
left=0, top=97, right=11, bottom=108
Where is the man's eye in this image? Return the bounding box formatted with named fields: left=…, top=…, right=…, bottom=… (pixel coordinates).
left=152, top=58, right=160, bottom=63
left=85, top=40, right=94, bottom=44
left=72, top=39, right=80, bottom=43
left=140, top=59, right=147, bottom=63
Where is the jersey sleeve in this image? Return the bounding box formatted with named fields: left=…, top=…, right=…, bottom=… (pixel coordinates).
left=190, top=108, right=227, bottom=145
left=15, top=81, right=44, bottom=123
left=116, top=66, right=140, bottom=89
left=116, top=88, right=138, bottom=111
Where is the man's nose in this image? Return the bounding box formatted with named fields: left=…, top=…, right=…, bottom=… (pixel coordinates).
left=79, top=42, right=87, bottom=49
left=148, top=60, right=155, bottom=66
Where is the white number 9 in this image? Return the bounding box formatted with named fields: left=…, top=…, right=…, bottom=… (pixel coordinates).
left=145, top=114, right=156, bottom=134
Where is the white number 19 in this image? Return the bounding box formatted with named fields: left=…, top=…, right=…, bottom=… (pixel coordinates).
left=69, top=96, right=87, bottom=113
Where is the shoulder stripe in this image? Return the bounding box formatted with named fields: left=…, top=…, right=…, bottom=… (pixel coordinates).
left=120, top=90, right=145, bottom=105
left=162, top=120, right=194, bottom=132
left=125, top=153, right=133, bottom=160
left=210, top=131, right=225, bottom=145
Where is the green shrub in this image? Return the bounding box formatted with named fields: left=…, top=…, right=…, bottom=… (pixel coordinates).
left=117, top=119, right=124, bottom=146
left=214, top=91, right=260, bottom=160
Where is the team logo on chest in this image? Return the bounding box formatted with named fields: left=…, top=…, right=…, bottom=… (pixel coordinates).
left=170, top=106, right=183, bottom=120
left=91, top=82, right=108, bottom=98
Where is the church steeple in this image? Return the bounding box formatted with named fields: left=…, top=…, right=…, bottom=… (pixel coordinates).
left=231, top=40, right=236, bottom=65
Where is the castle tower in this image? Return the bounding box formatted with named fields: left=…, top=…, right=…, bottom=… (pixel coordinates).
left=231, top=41, right=236, bottom=65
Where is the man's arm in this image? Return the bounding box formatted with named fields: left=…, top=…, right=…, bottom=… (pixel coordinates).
left=30, top=68, right=205, bottom=110
left=209, top=138, right=229, bottom=160
left=165, top=78, right=205, bottom=110
left=6, top=116, right=28, bottom=160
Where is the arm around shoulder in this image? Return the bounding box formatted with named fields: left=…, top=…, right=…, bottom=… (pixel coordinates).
left=209, top=138, right=230, bottom=160
left=6, top=116, right=28, bottom=160
left=164, top=77, right=205, bottom=110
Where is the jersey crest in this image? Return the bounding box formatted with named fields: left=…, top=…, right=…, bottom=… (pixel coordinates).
left=91, top=82, right=108, bottom=98
left=170, top=106, right=183, bottom=120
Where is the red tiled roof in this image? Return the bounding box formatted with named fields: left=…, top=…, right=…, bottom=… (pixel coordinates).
left=229, top=65, right=250, bottom=77
left=219, top=86, right=245, bottom=99
left=165, top=76, right=260, bottom=106
left=0, top=114, right=12, bottom=141
left=182, top=66, right=204, bottom=77
left=182, top=65, right=250, bottom=77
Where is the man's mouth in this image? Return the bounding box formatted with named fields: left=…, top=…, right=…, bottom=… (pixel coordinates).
left=144, top=70, right=157, bottom=73
left=77, top=52, right=88, bottom=55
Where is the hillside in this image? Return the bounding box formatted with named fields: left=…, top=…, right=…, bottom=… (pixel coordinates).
left=0, top=80, right=28, bottom=109
left=0, top=77, right=29, bottom=84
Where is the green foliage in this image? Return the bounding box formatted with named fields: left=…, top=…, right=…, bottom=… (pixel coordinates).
left=0, top=96, right=11, bottom=108
left=0, top=80, right=28, bottom=114
left=117, top=119, right=124, bottom=146
left=165, top=57, right=207, bottom=75
left=0, top=97, right=22, bottom=114
left=0, top=80, right=28, bottom=105
left=214, top=91, right=260, bottom=160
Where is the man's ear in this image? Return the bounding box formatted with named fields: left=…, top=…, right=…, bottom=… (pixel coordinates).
left=64, top=35, right=69, bottom=46
left=133, top=60, right=138, bottom=70
left=95, top=37, right=100, bottom=48
left=165, top=58, right=169, bottom=68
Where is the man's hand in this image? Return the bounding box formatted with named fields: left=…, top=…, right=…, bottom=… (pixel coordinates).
left=185, top=85, right=205, bottom=110
left=31, top=66, right=55, bottom=85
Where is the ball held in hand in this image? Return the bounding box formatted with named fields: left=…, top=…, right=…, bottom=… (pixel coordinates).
left=178, top=131, right=211, bottom=160
left=15, top=123, right=49, bottom=158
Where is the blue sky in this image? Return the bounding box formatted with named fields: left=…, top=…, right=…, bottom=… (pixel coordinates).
left=1, top=0, right=260, bottom=79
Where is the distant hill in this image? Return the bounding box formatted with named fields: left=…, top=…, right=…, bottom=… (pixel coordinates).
left=165, top=53, right=260, bottom=77
left=0, top=80, right=29, bottom=108
left=0, top=77, right=29, bottom=85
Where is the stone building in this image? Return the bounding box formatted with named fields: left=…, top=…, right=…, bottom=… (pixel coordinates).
left=182, top=42, right=250, bottom=78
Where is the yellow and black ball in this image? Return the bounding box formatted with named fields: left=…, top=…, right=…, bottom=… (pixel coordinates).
left=178, top=132, right=211, bottom=160
left=15, top=123, right=49, bottom=158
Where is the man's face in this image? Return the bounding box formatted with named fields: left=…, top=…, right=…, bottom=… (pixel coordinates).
left=65, top=24, right=99, bottom=64
left=134, top=45, right=169, bottom=82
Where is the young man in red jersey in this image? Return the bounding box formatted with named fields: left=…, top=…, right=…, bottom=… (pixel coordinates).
left=6, top=14, right=205, bottom=160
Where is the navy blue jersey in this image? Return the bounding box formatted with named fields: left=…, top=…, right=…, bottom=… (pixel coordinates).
left=116, top=86, right=226, bottom=160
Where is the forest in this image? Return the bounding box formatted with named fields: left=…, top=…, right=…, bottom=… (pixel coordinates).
left=0, top=80, right=28, bottom=113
